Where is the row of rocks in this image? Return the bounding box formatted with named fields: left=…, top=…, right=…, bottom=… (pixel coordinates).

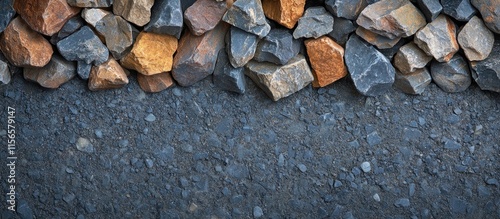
left=0, top=0, right=499, bottom=101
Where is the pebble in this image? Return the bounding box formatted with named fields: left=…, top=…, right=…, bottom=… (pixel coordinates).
left=394, top=198, right=410, bottom=207
left=373, top=193, right=381, bottom=202
left=145, top=159, right=154, bottom=168
left=145, top=114, right=156, bottom=122
left=94, top=130, right=103, bottom=139
left=334, top=180, right=343, bottom=188
left=297, top=164, right=307, bottom=172
left=361, top=162, right=371, bottom=173
left=76, top=137, right=94, bottom=153
left=367, top=131, right=382, bottom=146
left=253, top=206, right=264, bottom=218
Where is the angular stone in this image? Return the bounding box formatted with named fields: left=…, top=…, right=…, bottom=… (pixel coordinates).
left=471, top=0, right=500, bottom=34
left=262, top=0, right=306, bottom=29
left=144, top=0, right=183, bottom=39
left=416, top=0, right=443, bottom=22
left=458, top=16, right=494, bottom=62
left=0, top=0, right=15, bottom=33
left=96, top=14, right=138, bottom=60
left=113, top=0, right=154, bottom=26
left=172, top=22, right=228, bottom=86
left=50, top=16, right=85, bottom=44
left=441, top=0, right=476, bottom=22
left=81, top=8, right=111, bottom=27
left=0, top=59, right=11, bottom=85
left=470, top=37, right=500, bottom=93
left=430, top=54, right=471, bottom=93
left=226, top=26, right=259, bottom=68
left=394, top=68, right=432, bottom=95
left=356, top=0, right=426, bottom=39
left=355, top=27, right=401, bottom=49
left=137, top=72, right=175, bottom=93
left=181, top=0, right=197, bottom=12
left=414, top=15, right=459, bottom=62
left=13, top=0, right=80, bottom=36
left=0, top=17, right=53, bottom=67
left=184, top=0, right=229, bottom=36
left=394, top=42, right=432, bottom=74
left=121, top=32, right=178, bottom=76
left=67, top=0, right=112, bottom=7
left=214, top=50, right=246, bottom=94
left=293, top=7, right=334, bottom=39
left=23, top=54, right=76, bottom=89
left=88, top=58, right=129, bottom=91
left=325, top=0, right=367, bottom=20
left=77, top=61, right=92, bottom=80
left=305, top=36, right=347, bottom=87
left=245, top=54, right=314, bottom=101
left=254, top=29, right=300, bottom=65
left=328, top=17, right=357, bottom=46
left=345, top=35, right=395, bottom=96
left=379, top=38, right=407, bottom=60
left=222, top=0, right=271, bottom=38
left=57, top=26, right=109, bottom=66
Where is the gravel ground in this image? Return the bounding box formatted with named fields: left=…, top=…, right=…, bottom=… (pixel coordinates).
left=1, top=72, right=499, bottom=218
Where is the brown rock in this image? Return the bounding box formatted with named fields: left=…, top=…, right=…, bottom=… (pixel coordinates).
left=262, top=0, right=306, bottom=29
left=13, top=0, right=80, bottom=36
left=414, top=15, right=459, bottom=62
left=184, top=0, right=231, bottom=36
left=458, top=16, right=495, bottom=61
left=393, top=42, right=432, bottom=74
left=121, top=32, right=178, bottom=76
left=23, top=54, right=76, bottom=89
left=0, top=17, right=53, bottom=67
left=137, top=72, right=175, bottom=93
left=82, top=8, right=111, bottom=27
left=355, top=27, right=401, bottom=49
left=113, top=0, right=154, bottom=26
left=305, top=36, right=347, bottom=88
left=471, top=0, right=500, bottom=34
left=89, top=58, right=129, bottom=91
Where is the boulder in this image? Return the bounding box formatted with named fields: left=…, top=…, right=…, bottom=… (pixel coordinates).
left=262, top=0, right=306, bottom=29
left=254, top=28, right=301, bottom=65
left=440, top=0, right=476, bottom=22
left=393, top=42, right=433, bottom=74
left=88, top=58, right=129, bottom=91
left=470, top=37, right=500, bottom=93
left=414, top=15, right=459, bottom=62
left=226, top=26, right=259, bottom=68
left=214, top=50, right=246, bottom=94
left=57, top=26, right=109, bottom=66
left=184, top=0, right=230, bottom=36
left=430, top=54, right=471, bottom=93
left=305, top=36, right=347, bottom=87
left=23, top=54, right=76, bottom=89
left=355, top=26, right=401, bottom=49
left=95, top=14, right=138, bottom=60
left=471, top=0, right=500, bottom=34
left=394, top=68, right=432, bottom=95
left=222, top=0, right=270, bottom=38
left=50, top=16, right=85, bottom=44
left=458, top=16, right=494, bottom=61
left=137, top=72, right=175, bottom=93
left=325, top=0, right=367, bottom=20
left=293, top=6, right=334, bottom=39
left=144, top=0, right=183, bottom=39
left=113, top=0, right=154, bottom=26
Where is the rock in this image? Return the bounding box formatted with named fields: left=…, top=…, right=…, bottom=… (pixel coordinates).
left=67, top=0, right=112, bottom=7
left=471, top=0, right=500, bottom=34
left=0, top=59, right=11, bottom=85
left=449, top=198, right=467, bottom=214
left=360, top=162, right=371, bottom=172
left=441, top=0, right=476, bottom=22
left=458, top=16, right=494, bottom=61
left=430, top=54, right=471, bottom=93
left=81, top=8, right=111, bottom=27
left=50, top=16, right=85, bottom=44
left=305, top=36, right=347, bottom=87
left=137, top=72, right=175, bottom=93
left=16, top=200, right=34, bottom=219
left=88, top=58, right=129, bottom=91
left=297, top=163, right=307, bottom=172
left=373, top=193, right=381, bottom=202
left=262, top=0, right=306, bottom=29
left=379, top=38, right=406, bottom=60
left=144, top=114, right=156, bottom=122
left=222, top=0, right=271, bottom=38
left=394, top=198, right=410, bottom=207
left=416, top=0, right=443, bottom=22
left=121, top=32, right=178, bottom=76
left=76, top=137, right=94, bottom=153
left=328, top=17, right=357, bottom=46
left=172, top=22, right=228, bottom=86
left=325, top=0, right=367, bottom=20
left=443, top=138, right=461, bottom=150
left=345, top=35, right=395, bottom=96
left=253, top=206, right=264, bottom=218
left=414, top=15, right=459, bottom=62
left=0, top=17, right=53, bottom=67
left=184, top=0, right=229, bottom=36
left=13, top=0, right=80, bottom=36
left=57, top=26, right=109, bottom=66
left=226, top=26, right=259, bottom=68
left=470, top=37, right=500, bottom=93
left=356, top=0, right=426, bottom=39
left=245, top=54, right=313, bottom=101
left=254, top=29, right=300, bottom=65
left=393, top=42, right=432, bottom=73
left=113, top=0, right=154, bottom=26
left=213, top=49, right=246, bottom=94
left=394, top=68, right=432, bottom=95
left=293, top=6, right=334, bottom=39
left=0, top=0, right=15, bottom=33
left=355, top=27, right=401, bottom=49
left=23, top=55, right=76, bottom=89
left=95, top=14, right=138, bottom=60
left=144, top=0, right=183, bottom=39
left=77, top=62, right=92, bottom=80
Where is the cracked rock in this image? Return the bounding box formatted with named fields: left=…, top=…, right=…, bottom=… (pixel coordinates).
left=81, top=8, right=111, bottom=27
left=254, top=28, right=301, bottom=65
left=57, top=26, right=109, bottom=66
left=144, top=0, right=183, bottom=39
left=414, top=15, right=459, bottom=62
left=222, top=0, right=271, bottom=38
left=325, top=0, right=367, bottom=20
left=95, top=14, right=138, bottom=60
left=441, top=0, right=476, bottom=22
left=213, top=49, right=246, bottom=94
left=470, top=37, right=500, bottom=93
left=355, top=26, right=401, bottom=49
left=305, top=36, right=347, bottom=87
left=430, top=54, right=471, bottom=93
left=293, top=6, right=334, bottom=39
left=262, top=0, right=306, bottom=29
left=471, top=0, right=500, bottom=34
left=184, top=0, right=229, bottom=36
left=226, top=26, right=259, bottom=68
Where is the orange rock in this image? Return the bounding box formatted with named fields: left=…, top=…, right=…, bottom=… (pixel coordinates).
left=121, top=32, right=178, bottom=76
left=355, top=27, right=401, bottom=49
left=305, top=36, right=347, bottom=88
left=137, top=72, right=175, bottom=93
left=262, top=0, right=306, bottom=29
left=88, top=58, right=129, bottom=91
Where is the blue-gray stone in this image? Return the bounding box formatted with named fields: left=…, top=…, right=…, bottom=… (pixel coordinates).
left=0, top=58, right=10, bottom=85
left=95, top=14, right=138, bottom=60
left=0, top=0, right=15, bottom=33
left=328, top=17, right=357, bottom=46
left=471, top=36, right=500, bottom=93
left=254, top=29, right=300, bottom=65
left=51, top=16, right=85, bottom=45
left=293, top=7, right=334, bottom=39
left=57, top=26, right=109, bottom=66
left=366, top=131, right=382, bottom=146
left=77, top=61, right=92, bottom=80
left=394, top=198, right=410, bottom=207
left=441, top=0, right=476, bottom=22
left=67, top=0, right=113, bottom=7
left=222, top=0, right=270, bottom=38
left=17, top=200, right=34, bottom=219
left=444, top=138, right=461, bottom=150
left=394, top=68, right=432, bottom=95
left=213, top=49, right=246, bottom=94
left=144, top=0, right=183, bottom=39
left=449, top=197, right=467, bottom=214
left=430, top=54, right=471, bottom=93
left=253, top=206, right=263, bottom=218
left=325, top=0, right=367, bottom=20
left=417, top=0, right=443, bottom=22
left=226, top=26, right=259, bottom=68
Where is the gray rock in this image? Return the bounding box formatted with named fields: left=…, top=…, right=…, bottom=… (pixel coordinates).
left=57, top=26, right=109, bottom=66
left=470, top=37, right=500, bottom=93
left=222, top=0, right=270, bottom=38
left=23, top=54, right=76, bottom=89
left=226, top=26, right=259, bottom=68
left=67, top=0, right=113, bottom=7
left=471, top=0, right=500, bottom=34
left=95, top=14, right=138, bottom=60
left=0, top=59, right=11, bottom=85
left=430, top=54, right=471, bottom=93
left=0, top=0, right=16, bottom=33
left=361, top=162, right=371, bottom=172
left=81, top=8, right=111, bottom=28
left=77, top=61, right=92, bottom=80
left=16, top=200, right=34, bottom=219
left=50, top=16, right=85, bottom=45
left=245, top=54, right=314, bottom=101
left=297, top=164, right=307, bottom=172
left=449, top=197, right=467, bottom=214
left=355, top=26, right=402, bottom=49
left=441, top=0, right=476, bottom=22
left=394, top=68, right=432, bottom=95
left=417, top=0, right=443, bottom=22
left=366, top=131, right=382, bottom=146
left=394, top=198, right=410, bottom=207
left=253, top=206, right=263, bottom=218
left=379, top=38, right=407, bottom=60
left=325, top=0, right=367, bottom=20
left=458, top=16, right=495, bottom=61
left=293, top=7, right=334, bottom=39
left=394, top=42, right=432, bottom=74
left=443, top=138, right=461, bottom=150
left=144, top=0, right=183, bottom=39
left=76, top=137, right=94, bottom=153
left=328, top=17, right=357, bottom=46
left=213, top=50, right=246, bottom=94
left=414, top=15, right=459, bottom=62
left=145, top=114, right=156, bottom=122
left=254, top=29, right=300, bottom=65
left=373, top=193, right=381, bottom=202
left=345, top=35, right=395, bottom=96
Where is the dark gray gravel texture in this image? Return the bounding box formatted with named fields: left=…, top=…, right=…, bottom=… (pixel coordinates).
left=1, top=71, right=500, bottom=218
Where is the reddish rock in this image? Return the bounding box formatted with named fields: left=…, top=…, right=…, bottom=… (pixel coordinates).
left=355, top=27, right=401, bottom=49
left=23, top=55, right=76, bottom=89
left=262, top=0, right=306, bottom=29
left=0, top=17, right=53, bottom=67
left=89, top=58, right=129, bottom=91
left=305, top=36, right=347, bottom=88
left=393, top=42, right=432, bottom=74
left=414, top=15, right=459, bottom=62
left=184, top=0, right=230, bottom=36
left=137, top=72, right=175, bottom=93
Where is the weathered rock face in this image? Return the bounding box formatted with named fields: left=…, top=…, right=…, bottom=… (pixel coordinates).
left=414, top=15, right=459, bottom=62
left=137, top=72, right=175, bottom=93
left=325, top=0, right=367, bottom=20
left=328, top=17, right=357, bottom=46
left=81, top=8, right=111, bottom=27
left=88, top=58, right=129, bottom=91
left=0, top=17, right=53, bottom=67
left=470, top=37, right=500, bottom=93
left=113, top=0, right=154, bottom=26
left=394, top=68, right=432, bottom=95
left=345, top=35, right=395, bottom=96
left=305, top=36, right=347, bottom=88
left=262, top=0, right=306, bottom=29
left=57, top=26, right=109, bottom=66
left=222, top=0, right=271, bottom=38
left=144, top=0, right=183, bottom=39
left=0, top=59, right=11, bottom=85
left=95, top=14, right=138, bottom=60
left=184, top=0, right=229, bottom=36
left=50, top=16, right=85, bottom=44
left=77, top=62, right=92, bottom=80
left=214, top=50, right=246, bottom=94
left=458, top=16, right=494, bottom=62
left=430, top=54, right=471, bottom=93
left=416, top=0, right=443, bottom=22
left=13, top=0, right=80, bottom=36
left=356, top=0, right=426, bottom=39
left=293, top=6, right=334, bottom=39
left=254, top=29, right=301, bottom=65
left=471, top=0, right=500, bottom=34
left=245, top=54, right=313, bottom=101
left=355, top=27, right=401, bottom=49
left=440, top=0, right=476, bottom=22
left=226, top=26, right=259, bottom=68
left=121, top=32, right=178, bottom=76
left=23, top=55, right=76, bottom=89
left=393, top=42, right=432, bottom=74
left=0, top=0, right=16, bottom=33
left=67, top=0, right=113, bottom=7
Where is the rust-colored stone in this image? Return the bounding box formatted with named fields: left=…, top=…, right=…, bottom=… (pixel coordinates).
left=305, top=36, right=347, bottom=88
left=262, top=0, right=306, bottom=29
left=0, top=17, right=53, bottom=67
left=355, top=26, right=401, bottom=49
left=184, top=0, right=231, bottom=36
left=89, top=58, right=129, bottom=91
left=137, top=72, right=175, bottom=93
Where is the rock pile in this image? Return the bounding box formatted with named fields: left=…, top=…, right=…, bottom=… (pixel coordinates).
left=0, top=0, right=499, bottom=100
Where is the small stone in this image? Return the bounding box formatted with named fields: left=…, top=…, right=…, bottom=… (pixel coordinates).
left=485, top=178, right=499, bottom=186
left=76, top=137, right=94, bottom=153
left=414, top=15, right=459, bottom=62
left=458, top=16, right=494, bottom=61
left=88, top=58, right=129, bottom=91
left=328, top=17, right=357, bottom=46
left=145, top=114, right=156, bottom=122
left=293, top=6, right=334, bottom=39
left=94, top=130, right=103, bottom=138
left=394, top=68, right=432, bottom=95
left=355, top=26, right=401, bottom=49
left=67, top=0, right=112, bottom=7
left=16, top=200, right=34, bottom=219
left=373, top=193, right=381, bottom=202
left=222, top=0, right=271, bottom=38
left=360, top=162, right=371, bottom=173
left=121, top=32, right=178, bottom=76
left=253, top=206, right=264, bottom=218
left=0, top=59, right=11, bottom=85
left=430, top=54, right=471, bottom=93
left=113, top=0, right=154, bottom=26
left=254, top=28, right=301, bottom=65
left=334, top=180, right=343, bottom=187
left=76, top=62, right=92, bottom=80
left=394, top=198, right=410, bottom=207
left=50, top=16, right=85, bottom=44
left=471, top=0, right=500, bottom=34
left=96, top=14, right=138, bottom=60
left=184, top=0, right=229, bottom=36
left=137, top=72, right=175, bottom=93
left=226, top=26, right=259, bottom=68
left=213, top=49, right=246, bottom=94
left=81, top=8, right=111, bottom=27
left=144, top=0, right=183, bottom=39
left=366, top=131, right=382, bottom=146
left=394, top=42, right=433, bottom=74
left=0, top=0, right=16, bottom=33
left=297, top=163, right=307, bottom=172
left=325, top=0, right=367, bottom=20
left=262, top=0, right=306, bottom=29
left=443, top=138, right=461, bottom=150
left=305, top=36, right=347, bottom=87
left=416, top=0, right=443, bottom=22
left=470, top=37, right=500, bottom=93
left=145, top=159, right=154, bottom=168
left=449, top=198, right=467, bottom=214
left=57, top=26, right=109, bottom=66
left=245, top=54, right=314, bottom=101
left=23, top=54, right=76, bottom=89
left=441, top=0, right=476, bottom=22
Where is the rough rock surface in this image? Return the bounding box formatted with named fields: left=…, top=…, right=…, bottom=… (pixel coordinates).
left=95, top=14, right=138, bottom=60
left=471, top=0, right=500, bottom=34
left=293, top=6, right=334, bottom=39
left=394, top=68, right=432, bottom=95
left=417, top=0, right=443, bottom=22
left=57, top=26, right=109, bottom=66
left=458, top=16, right=494, bottom=62
left=0, top=59, right=11, bottom=85
left=81, top=8, right=111, bottom=28
left=226, top=27, right=259, bottom=68
left=89, top=58, right=129, bottom=91
left=441, top=0, right=476, bottom=22
left=430, top=54, right=471, bottom=93
left=137, top=72, right=175, bottom=93
left=214, top=50, right=246, bottom=94
left=0, top=0, right=16, bottom=33
left=184, top=0, right=229, bottom=36
left=144, top=0, right=183, bottom=39
left=325, top=0, right=367, bottom=20
left=305, top=36, right=347, bottom=87
left=67, top=0, right=112, bottom=7
left=355, top=27, right=401, bottom=49
left=470, top=37, right=500, bottom=92
left=23, top=55, right=76, bottom=89
left=222, top=0, right=271, bottom=38
left=77, top=62, right=92, bottom=80
left=414, top=15, right=459, bottom=62
left=262, top=0, right=306, bottom=29
left=113, top=0, right=154, bottom=26
left=254, top=29, right=301, bottom=65
left=50, top=16, right=85, bottom=45
left=328, top=17, right=357, bottom=46
left=394, top=42, right=433, bottom=74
